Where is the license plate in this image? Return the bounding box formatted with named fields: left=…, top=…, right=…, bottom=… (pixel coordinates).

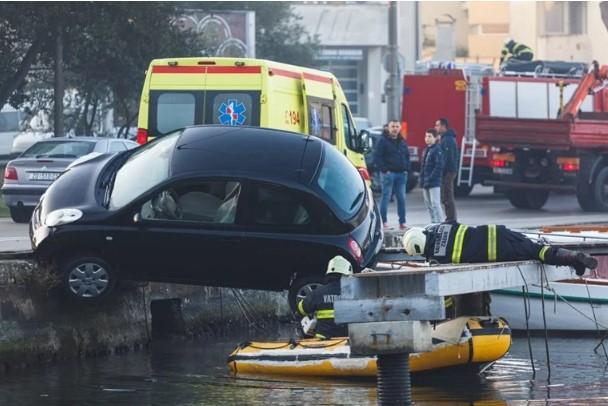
left=493, top=168, right=513, bottom=175
left=29, top=172, right=60, bottom=181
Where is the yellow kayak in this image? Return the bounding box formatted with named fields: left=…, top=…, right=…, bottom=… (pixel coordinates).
left=227, top=317, right=511, bottom=377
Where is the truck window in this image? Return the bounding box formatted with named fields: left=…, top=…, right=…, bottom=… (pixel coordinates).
left=309, top=101, right=335, bottom=144
left=341, top=104, right=357, bottom=150
left=206, top=91, right=260, bottom=126
left=155, top=92, right=197, bottom=135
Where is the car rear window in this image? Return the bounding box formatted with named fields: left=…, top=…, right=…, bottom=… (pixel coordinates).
left=315, top=144, right=365, bottom=219
left=206, top=91, right=260, bottom=126
left=21, top=141, right=95, bottom=158
left=109, top=131, right=180, bottom=209
left=156, top=93, right=196, bottom=134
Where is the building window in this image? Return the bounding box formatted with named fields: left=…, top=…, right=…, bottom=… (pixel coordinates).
left=541, top=1, right=586, bottom=36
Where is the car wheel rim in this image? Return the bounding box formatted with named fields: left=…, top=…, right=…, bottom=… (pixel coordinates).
left=296, top=282, right=323, bottom=304
left=68, top=262, right=110, bottom=298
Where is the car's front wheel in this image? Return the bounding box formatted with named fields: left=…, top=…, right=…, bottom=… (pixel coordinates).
left=58, top=254, right=116, bottom=302
left=288, top=276, right=325, bottom=313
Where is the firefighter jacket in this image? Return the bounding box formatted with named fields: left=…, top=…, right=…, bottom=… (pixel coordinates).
left=501, top=41, right=534, bottom=63
left=296, top=276, right=348, bottom=339
left=423, top=221, right=537, bottom=264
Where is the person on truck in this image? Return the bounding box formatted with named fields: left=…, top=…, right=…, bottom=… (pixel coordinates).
left=296, top=256, right=352, bottom=339
left=500, top=38, right=534, bottom=64
left=402, top=223, right=598, bottom=277
left=435, top=118, right=458, bottom=222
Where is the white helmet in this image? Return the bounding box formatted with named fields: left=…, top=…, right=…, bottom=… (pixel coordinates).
left=326, top=255, right=353, bottom=276
left=402, top=227, right=427, bottom=256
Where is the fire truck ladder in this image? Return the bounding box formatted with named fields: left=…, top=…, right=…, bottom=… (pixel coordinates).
left=457, top=74, right=481, bottom=188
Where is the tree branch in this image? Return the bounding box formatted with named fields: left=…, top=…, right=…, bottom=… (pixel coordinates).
left=0, top=34, right=46, bottom=108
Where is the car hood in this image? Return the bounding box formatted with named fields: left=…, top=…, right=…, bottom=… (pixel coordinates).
left=38, top=153, right=116, bottom=221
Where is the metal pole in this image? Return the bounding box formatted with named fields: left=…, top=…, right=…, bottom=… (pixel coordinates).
left=54, top=24, right=65, bottom=137
left=387, top=1, right=401, bottom=122
left=377, top=353, right=412, bottom=405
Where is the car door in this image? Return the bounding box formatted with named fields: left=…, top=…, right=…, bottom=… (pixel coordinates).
left=116, top=178, right=247, bottom=287
left=236, top=181, right=321, bottom=290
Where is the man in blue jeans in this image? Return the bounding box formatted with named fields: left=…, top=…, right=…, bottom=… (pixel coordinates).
left=372, top=120, right=410, bottom=229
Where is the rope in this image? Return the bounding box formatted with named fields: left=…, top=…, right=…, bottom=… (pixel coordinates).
left=585, top=279, right=608, bottom=361
left=517, top=265, right=536, bottom=378
left=539, top=263, right=552, bottom=380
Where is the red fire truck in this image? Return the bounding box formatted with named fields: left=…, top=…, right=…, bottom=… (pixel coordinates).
left=477, top=61, right=608, bottom=211
left=401, top=64, right=494, bottom=197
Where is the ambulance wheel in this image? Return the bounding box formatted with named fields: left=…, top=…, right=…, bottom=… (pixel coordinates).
left=591, top=166, right=608, bottom=212
left=288, top=276, right=324, bottom=313
left=507, top=189, right=549, bottom=210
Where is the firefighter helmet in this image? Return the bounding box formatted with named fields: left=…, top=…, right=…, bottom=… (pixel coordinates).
left=326, top=255, right=353, bottom=276
left=402, top=227, right=427, bottom=256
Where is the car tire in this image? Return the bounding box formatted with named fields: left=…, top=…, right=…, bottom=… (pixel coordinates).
left=576, top=180, right=597, bottom=212
left=288, top=276, right=325, bottom=313
left=9, top=206, right=32, bottom=223
left=58, top=254, right=116, bottom=303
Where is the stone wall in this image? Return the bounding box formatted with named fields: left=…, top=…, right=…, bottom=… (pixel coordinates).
left=0, top=259, right=290, bottom=371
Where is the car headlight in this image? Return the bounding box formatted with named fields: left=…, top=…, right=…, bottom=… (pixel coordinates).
left=45, top=208, right=83, bottom=227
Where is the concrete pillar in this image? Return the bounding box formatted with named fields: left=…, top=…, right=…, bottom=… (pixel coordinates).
left=366, top=46, right=385, bottom=126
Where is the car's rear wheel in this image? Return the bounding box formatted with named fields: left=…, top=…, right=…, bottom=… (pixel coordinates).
left=58, top=254, right=116, bottom=302
left=9, top=206, right=32, bottom=223
left=288, top=276, right=325, bottom=313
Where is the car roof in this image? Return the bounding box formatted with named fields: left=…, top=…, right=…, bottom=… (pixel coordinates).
left=35, top=136, right=105, bottom=143
left=171, top=125, right=323, bottom=185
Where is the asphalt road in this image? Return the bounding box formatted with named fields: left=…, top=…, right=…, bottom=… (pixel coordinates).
left=1, top=185, right=606, bottom=251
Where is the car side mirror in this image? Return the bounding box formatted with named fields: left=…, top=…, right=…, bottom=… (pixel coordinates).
left=357, top=130, right=372, bottom=154
left=133, top=212, right=141, bottom=224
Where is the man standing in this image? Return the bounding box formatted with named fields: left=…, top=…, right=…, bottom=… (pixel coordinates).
left=373, top=120, right=410, bottom=229
left=435, top=118, right=458, bottom=222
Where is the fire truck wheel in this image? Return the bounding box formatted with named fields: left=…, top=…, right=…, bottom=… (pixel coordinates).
left=454, top=183, right=474, bottom=198
left=576, top=181, right=597, bottom=211
left=591, top=166, right=608, bottom=212
left=507, top=189, right=549, bottom=210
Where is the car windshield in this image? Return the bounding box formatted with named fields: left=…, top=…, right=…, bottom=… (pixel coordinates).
left=315, top=144, right=366, bottom=219
left=108, top=131, right=180, bottom=210
left=21, top=140, right=95, bottom=158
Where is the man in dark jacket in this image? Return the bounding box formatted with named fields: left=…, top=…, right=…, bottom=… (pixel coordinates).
left=403, top=223, right=598, bottom=276
left=296, top=256, right=352, bottom=339
left=373, top=120, right=410, bottom=229
left=435, top=118, right=459, bottom=222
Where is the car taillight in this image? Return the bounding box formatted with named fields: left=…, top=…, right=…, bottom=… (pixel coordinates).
left=557, top=157, right=579, bottom=172
left=491, top=159, right=506, bottom=168
left=357, top=167, right=370, bottom=181
left=4, top=166, right=17, bottom=180
left=136, top=128, right=148, bottom=145
left=348, top=236, right=363, bottom=265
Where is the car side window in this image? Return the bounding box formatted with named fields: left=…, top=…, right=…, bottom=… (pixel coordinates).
left=253, top=185, right=311, bottom=226
left=308, top=100, right=335, bottom=144
left=140, top=180, right=241, bottom=224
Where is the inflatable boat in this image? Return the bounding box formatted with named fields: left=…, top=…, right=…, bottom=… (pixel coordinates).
left=227, top=317, right=511, bottom=377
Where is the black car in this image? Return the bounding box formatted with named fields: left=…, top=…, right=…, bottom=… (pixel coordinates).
left=31, top=126, right=383, bottom=308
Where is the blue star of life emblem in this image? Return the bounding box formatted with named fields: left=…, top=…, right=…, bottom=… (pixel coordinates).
left=218, top=99, right=247, bottom=126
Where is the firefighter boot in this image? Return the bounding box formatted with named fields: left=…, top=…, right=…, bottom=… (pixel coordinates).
left=552, top=248, right=598, bottom=276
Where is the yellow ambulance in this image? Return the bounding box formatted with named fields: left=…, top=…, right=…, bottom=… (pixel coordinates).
left=136, top=57, right=369, bottom=181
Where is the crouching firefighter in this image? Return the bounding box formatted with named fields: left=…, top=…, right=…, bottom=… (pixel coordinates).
left=296, top=256, right=352, bottom=339
left=402, top=222, right=598, bottom=276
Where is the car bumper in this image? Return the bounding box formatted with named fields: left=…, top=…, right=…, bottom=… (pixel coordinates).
left=1, top=185, right=47, bottom=208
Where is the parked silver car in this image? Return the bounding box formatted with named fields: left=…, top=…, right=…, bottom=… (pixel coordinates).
left=2, top=137, right=138, bottom=223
